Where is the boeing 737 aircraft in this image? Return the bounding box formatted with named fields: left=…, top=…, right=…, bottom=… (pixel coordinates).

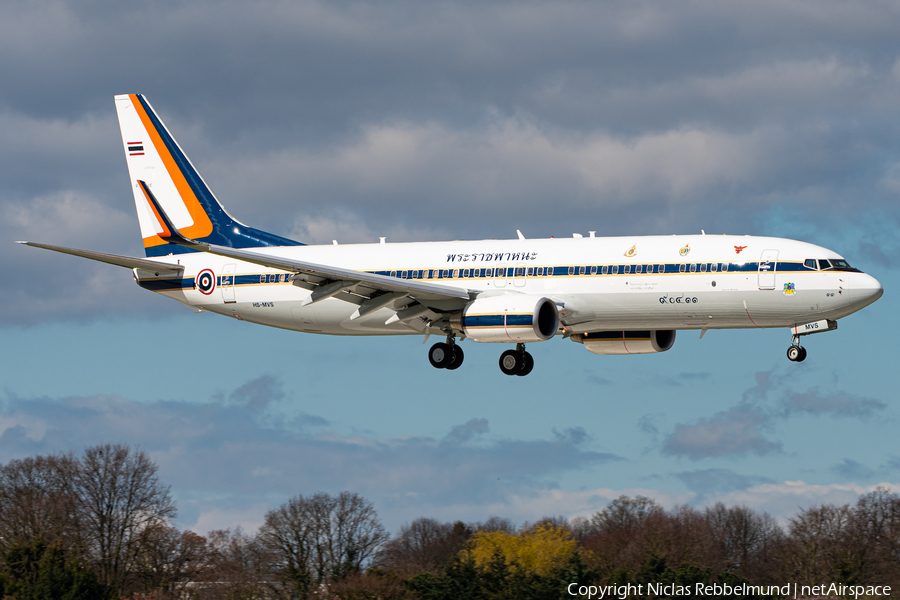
left=19, top=94, right=883, bottom=375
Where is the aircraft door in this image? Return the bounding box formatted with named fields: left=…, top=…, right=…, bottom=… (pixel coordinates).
left=221, top=263, right=236, bottom=303
left=494, top=265, right=508, bottom=288
left=758, top=250, right=778, bottom=290
left=512, top=264, right=527, bottom=288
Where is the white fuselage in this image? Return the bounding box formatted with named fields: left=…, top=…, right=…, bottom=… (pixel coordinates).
left=138, top=234, right=882, bottom=339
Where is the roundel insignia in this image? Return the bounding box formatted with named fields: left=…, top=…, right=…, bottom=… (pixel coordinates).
left=196, top=269, right=216, bottom=295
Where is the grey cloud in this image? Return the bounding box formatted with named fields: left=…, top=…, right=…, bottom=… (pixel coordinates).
left=675, top=468, right=773, bottom=496
left=780, top=389, right=886, bottom=418
left=830, top=459, right=878, bottom=481
left=0, top=381, right=620, bottom=517
left=443, top=418, right=489, bottom=444
left=662, top=405, right=782, bottom=460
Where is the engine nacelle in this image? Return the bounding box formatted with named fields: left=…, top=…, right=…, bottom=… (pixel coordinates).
left=451, top=295, right=559, bottom=343
left=572, top=330, right=676, bottom=355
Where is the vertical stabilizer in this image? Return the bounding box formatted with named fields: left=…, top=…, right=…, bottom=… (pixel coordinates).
left=114, top=94, right=302, bottom=256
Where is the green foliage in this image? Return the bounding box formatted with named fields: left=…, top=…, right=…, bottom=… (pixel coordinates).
left=406, top=549, right=598, bottom=600
left=1, top=538, right=109, bottom=600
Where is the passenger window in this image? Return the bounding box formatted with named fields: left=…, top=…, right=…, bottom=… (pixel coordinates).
left=526, top=267, right=533, bottom=276
left=473, top=269, right=480, bottom=278
left=635, top=264, right=642, bottom=274
left=390, top=271, right=396, bottom=278
left=463, top=269, right=469, bottom=278
left=442, top=269, right=449, bottom=278
left=568, top=266, right=575, bottom=275
left=590, top=266, right=597, bottom=275
left=401, top=270, right=408, bottom=279
left=537, top=267, right=544, bottom=276
left=624, top=265, right=631, bottom=274
left=722, top=263, right=728, bottom=272
left=679, top=264, right=686, bottom=273
left=486, top=268, right=493, bottom=277
left=646, top=264, right=653, bottom=273
left=259, top=274, right=266, bottom=283
left=711, top=263, right=717, bottom=272
left=612, top=265, right=619, bottom=274
left=700, top=263, right=707, bottom=273
left=578, top=266, right=585, bottom=275
left=690, top=264, right=697, bottom=273
left=601, top=265, right=608, bottom=275
left=452, top=269, right=459, bottom=278
left=658, top=264, right=665, bottom=273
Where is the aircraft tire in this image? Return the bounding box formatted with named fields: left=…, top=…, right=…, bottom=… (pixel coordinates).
left=429, top=343, right=453, bottom=369
left=787, top=345, right=802, bottom=362
left=517, top=352, right=534, bottom=376
left=499, top=350, right=521, bottom=375
left=446, top=345, right=465, bottom=370
left=797, top=346, right=807, bottom=362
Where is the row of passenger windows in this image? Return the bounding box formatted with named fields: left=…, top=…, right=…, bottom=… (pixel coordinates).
left=386, top=263, right=731, bottom=280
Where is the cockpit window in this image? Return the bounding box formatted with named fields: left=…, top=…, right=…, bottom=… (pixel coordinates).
left=818, top=259, right=832, bottom=270
left=832, top=259, right=850, bottom=268
left=804, top=259, right=817, bottom=269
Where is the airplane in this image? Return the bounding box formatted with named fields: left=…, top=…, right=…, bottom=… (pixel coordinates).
left=18, top=94, right=884, bottom=376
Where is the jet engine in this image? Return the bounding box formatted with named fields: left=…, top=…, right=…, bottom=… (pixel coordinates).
left=450, top=295, right=559, bottom=343
left=571, top=330, right=676, bottom=355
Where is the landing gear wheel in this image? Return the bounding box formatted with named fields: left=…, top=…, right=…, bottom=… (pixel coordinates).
left=517, top=351, right=534, bottom=376
left=429, top=342, right=453, bottom=369
left=787, top=345, right=805, bottom=362
left=499, top=350, right=521, bottom=376
left=446, top=345, right=465, bottom=370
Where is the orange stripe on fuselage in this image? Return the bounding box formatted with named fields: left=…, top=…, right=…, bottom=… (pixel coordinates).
left=131, top=94, right=213, bottom=248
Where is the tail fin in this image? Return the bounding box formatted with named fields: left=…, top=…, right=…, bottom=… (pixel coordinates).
left=114, top=94, right=302, bottom=257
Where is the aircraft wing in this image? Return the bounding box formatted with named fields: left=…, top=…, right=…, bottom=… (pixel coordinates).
left=136, top=181, right=472, bottom=312
left=16, top=241, right=185, bottom=273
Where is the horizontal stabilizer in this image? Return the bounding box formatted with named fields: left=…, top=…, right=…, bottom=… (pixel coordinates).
left=16, top=241, right=184, bottom=273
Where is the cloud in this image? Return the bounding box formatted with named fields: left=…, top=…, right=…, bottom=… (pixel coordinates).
left=780, top=389, right=886, bottom=418
left=675, top=468, right=774, bottom=496
left=662, top=405, right=782, bottom=460
left=0, top=377, right=621, bottom=532
left=699, top=481, right=900, bottom=523
left=830, top=459, right=877, bottom=481
left=660, top=369, right=891, bottom=461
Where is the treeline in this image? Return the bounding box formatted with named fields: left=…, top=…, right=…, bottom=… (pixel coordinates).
left=1, top=446, right=898, bottom=599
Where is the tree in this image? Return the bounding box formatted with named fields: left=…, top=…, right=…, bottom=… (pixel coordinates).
left=0, top=454, right=81, bottom=555
left=704, top=503, right=784, bottom=581
left=2, top=537, right=108, bottom=600
left=467, top=524, right=578, bottom=576
left=74, top=444, right=177, bottom=594
left=258, top=491, right=389, bottom=599
left=205, top=527, right=269, bottom=600
left=378, top=518, right=472, bottom=576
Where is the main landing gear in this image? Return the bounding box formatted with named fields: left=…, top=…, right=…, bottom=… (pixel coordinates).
left=787, top=335, right=807, bottom=363
left=499, top=343, right=534, bottom=376
left=428, top=336, right=535, bottom=376
left=429, top=335, right=464, bottom=370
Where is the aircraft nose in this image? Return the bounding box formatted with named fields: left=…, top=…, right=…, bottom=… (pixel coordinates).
left=849, top=273, right=883, bottom=310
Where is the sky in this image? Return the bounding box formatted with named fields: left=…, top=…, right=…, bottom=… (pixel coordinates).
left=1, top=0, right=899, bottom=535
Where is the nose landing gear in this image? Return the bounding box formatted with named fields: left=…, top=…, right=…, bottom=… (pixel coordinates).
left=786, top=335, right=807, bottom=362
left=499, top=343, right=534, bottom=376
